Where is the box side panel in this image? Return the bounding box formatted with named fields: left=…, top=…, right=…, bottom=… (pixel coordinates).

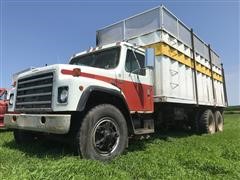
left=197, top=72, right=214, bottom=105
left=154, top=56, right=196, bottom=104
left=215, top=80, right=225, bottom=106
left=154, top=55, right=225, bottom=107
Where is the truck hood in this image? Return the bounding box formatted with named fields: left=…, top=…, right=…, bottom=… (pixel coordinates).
left=16, top=64, right=114, bottom=80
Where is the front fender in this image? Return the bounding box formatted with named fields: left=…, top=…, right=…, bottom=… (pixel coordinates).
left=76, top=85, right=127, bottom=112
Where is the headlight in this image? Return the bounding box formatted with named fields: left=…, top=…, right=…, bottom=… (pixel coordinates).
left=9, top=94, right=14, bottom=105
left=58, top=86, right=69, bottom=103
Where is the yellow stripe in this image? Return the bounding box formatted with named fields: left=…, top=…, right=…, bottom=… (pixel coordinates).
left=145, top=42, right=223, bottom=82
left=213, top=72, right=223, bottom=82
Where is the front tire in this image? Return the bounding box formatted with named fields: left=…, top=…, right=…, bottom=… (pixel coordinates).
left=76, top=104, right=128, bottom=161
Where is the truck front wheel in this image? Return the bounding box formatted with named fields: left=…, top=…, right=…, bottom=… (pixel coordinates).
left=76, top=104, right=128, bottom=161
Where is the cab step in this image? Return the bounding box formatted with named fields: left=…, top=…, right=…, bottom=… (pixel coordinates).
left=134, top=128, right=154, bottom=135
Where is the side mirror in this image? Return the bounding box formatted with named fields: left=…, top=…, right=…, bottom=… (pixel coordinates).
left=145, top=48, right=155, bottom=68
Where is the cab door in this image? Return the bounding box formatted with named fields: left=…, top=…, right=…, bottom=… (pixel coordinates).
left=117, top=48, right=154, bottom=112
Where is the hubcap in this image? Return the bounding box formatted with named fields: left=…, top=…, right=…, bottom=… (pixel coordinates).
left=92, top=118, right=120, bottom=156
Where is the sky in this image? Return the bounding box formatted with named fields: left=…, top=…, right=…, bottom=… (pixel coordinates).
left=0, top=0, right=239, bottom=105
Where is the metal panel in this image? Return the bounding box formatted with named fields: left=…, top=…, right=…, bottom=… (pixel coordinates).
left=208, top=44, right=216, bottom=106
left=153, top=55, right=226, bottom=106
left=125, top=8, right=160, bottom=39
left=96, top=5, right=221, bottom=68
left=179, top=22, right=191, bottom=47
left=154, top=56, right=195, bottom=103
left=203, top=44, right=209, bottom=61
left=214, top=80, right=225, bottom=106
left=97, top=22, right=124, bottom=46
left=211, top=50, right=221, bottom=67
left=162, top=8, right=178, bottom=37
left=194, top=35, right=205, bottom=59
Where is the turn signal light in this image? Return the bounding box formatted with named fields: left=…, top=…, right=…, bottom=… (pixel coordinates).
left=72, top=68, right=81, bottom=77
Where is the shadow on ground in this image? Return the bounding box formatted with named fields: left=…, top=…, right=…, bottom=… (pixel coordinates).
left=0, top=129, right=12, bottom=133
left=3, top=138, right=75, bottom=159
left=3, top=129, right=197, bottom=159
left=128, top=129, right=196, bottom=152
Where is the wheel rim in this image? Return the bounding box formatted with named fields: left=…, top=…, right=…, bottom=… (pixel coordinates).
left=208, top=115, right=215, bottom=134
left=92, top=117, right=120, bottom=156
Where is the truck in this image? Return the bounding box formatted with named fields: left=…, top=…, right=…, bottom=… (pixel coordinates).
left=4, top=5, right=227, bottom=161
left=0, top=88, right=9, bottom=129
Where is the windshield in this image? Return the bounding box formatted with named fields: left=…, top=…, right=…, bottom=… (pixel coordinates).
left=0, top=92, right=7, bottom=101
left=70, top=47, right=120, bottom=69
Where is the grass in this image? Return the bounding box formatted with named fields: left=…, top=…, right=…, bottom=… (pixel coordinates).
left=225, top=106, right=240, bottom=111
left=225, top=106, right=240, bottom=114
left=0, top=114, right=240, bottom=179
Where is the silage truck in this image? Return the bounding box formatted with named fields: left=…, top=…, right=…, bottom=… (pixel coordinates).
left=4, top=6, right=227, bottom=161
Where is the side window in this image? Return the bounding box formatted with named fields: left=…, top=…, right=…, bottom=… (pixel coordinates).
left=125, top=49, right=145, bottom=76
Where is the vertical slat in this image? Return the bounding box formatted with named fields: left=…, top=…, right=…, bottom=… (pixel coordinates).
left=221, top=63, right=228, bottom=106
left=208, top=44, right=216, bottom=106
left=123, top=20, right=126, bottom=41
left=191, top=29, right=199, bottom=106
left=96, top=31, right=99, bottom=46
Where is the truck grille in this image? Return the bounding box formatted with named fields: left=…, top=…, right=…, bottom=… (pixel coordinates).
left=15, top=72, right=54, bottom=112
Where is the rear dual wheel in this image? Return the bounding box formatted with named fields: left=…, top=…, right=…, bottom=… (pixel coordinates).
left=199, top=109, right=216, bottom=134
left=214, top=111, right=224, bottom=132
left=199, top=109, right=224, bottom=134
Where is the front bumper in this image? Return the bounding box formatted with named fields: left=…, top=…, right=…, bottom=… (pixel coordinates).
left=4, top=114, right=71, bottom=134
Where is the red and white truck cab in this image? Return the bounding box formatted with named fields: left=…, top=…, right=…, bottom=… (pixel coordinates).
left=4, top=42, right=155, bottom=159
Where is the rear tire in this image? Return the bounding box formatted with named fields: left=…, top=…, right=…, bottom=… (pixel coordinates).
left=13, top=130, right=36, bottom=144
left=199, top=109, right=215, bottom=134
left=214, top=111, right=224, bottom=132
left=75, top=104, right=128, bottom=161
